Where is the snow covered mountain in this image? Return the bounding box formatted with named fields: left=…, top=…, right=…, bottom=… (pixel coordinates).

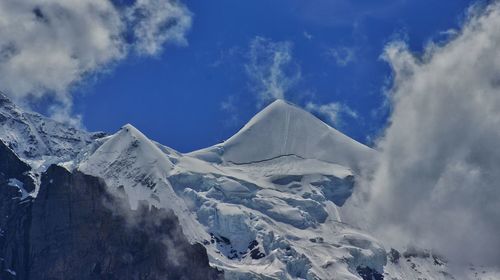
left=189, top=99, right=374, bottom=170
left=0, top=92, right=104, bottom=170
left=0, top=95, right=498, bottom=279
left=72, top=100, right=384, bottom=279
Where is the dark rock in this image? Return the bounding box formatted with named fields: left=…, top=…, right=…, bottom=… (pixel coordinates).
left=248, top=240, right=258, bottom=250
left=0, top=141, right=34, bottom=280
left=356, top=266, right=384, bottom=280
left=433, top=254, right=446, bottom=266
left=250, top=248, right=265, bottom=260
left=0, top=141, right=36, bottom=192
left=271, top=175, right=303, bottom=185
left=403, top=247, right=430, bottom=259
left=389, top=248, right=401, bottom=264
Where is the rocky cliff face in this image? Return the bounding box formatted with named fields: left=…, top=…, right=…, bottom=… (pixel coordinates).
left=0, top=140, right=35, bottom=280
left=0, top=142, right=223, bottom=280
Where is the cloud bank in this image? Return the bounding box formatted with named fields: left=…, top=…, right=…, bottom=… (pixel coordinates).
left=0, top=0, right=191, bottom=123
left=349, top=2, right=500, bottom=266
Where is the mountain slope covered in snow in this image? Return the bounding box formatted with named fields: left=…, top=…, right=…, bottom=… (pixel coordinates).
left=0, top=94, right=497, bottom=280
left=190, top=99, right=374, bottom=170
left=75, top=100, right=384, bottom=279
left=0, top=92, right=103, bottom=170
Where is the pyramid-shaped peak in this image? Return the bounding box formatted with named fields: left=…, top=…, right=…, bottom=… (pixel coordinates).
left=261, top=99, right=305, bottom=115
left=267, top=98, right=294, bottom=108
left=120, top=123, right=144, bottom=136
left=218, top=99, right=375, bottom=169
left=116, top=124, right=162, bottom=147
left=111, top=123, right=163, bottom=152
left=122, top=123, right=136, bottom=130
left=79, top=123, right=175, bottom=185
left=248, top=99, right=330, bottom=130
left=78, top=123, right=176, bottom=210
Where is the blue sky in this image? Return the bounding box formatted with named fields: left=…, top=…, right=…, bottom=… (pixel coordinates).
left=58, top=1, right=477, bottom=151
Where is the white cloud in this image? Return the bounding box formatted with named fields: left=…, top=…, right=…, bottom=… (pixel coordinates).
left=0, top=0, right=192, bottom=124
left=439, top=28, right=459, bottom=37
left=326, top=46, right=356, bottom=67
left=245, top=37, right=301, bottom=106
left=346, top=2, right=500, bottom=266
left=0, top=1, right=124, bottom=103
left=126, top=0, right=192, bottom=56
left=305, top=101, right=357, bottom=127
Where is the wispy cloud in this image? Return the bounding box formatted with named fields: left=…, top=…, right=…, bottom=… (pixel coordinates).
left=0, top=0, right=192, bottom=124
left=305, top=101, right=358, bottom=127
left=210, top=46, right=241, bottom=68
left=241, top=36, right=358, bottom=128
left=303, top=31, right=313, bottom=40
left=245, top=36, right=301, bottom=107
left=347, top=2, right=500, bottom=266
left=326, top=46, right=356, bottom=67
left=220, top=95, right=240, bottom=127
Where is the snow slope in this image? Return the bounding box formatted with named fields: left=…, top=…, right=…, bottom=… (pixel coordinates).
left=189, top=99, right=375, bottom=170
left=0, top=92, right=103, bottom=170
left=78, top=124, right=205, bottom=242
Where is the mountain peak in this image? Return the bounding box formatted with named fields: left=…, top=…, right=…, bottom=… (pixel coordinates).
left=267, top=98, right=292, bottom=107
left=79, top=124, right=175, bottom=208
left=95, top=124, right=170, bottom=161
left=251, top=98, right=330, bottom=128
left=261, top=98, right=304, bottom=116
left=120, top=123, right=144, bottom=138
left=206, top=99, right=375, bottom=169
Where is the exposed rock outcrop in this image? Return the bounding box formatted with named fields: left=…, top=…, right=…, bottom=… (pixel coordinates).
left=0, top=141, right=35, bottom=280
